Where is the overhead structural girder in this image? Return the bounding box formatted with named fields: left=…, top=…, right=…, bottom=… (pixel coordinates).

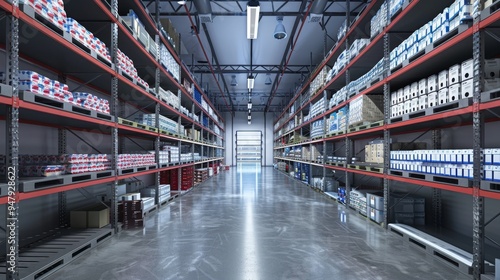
left=187, top=64, right=312, bottom=74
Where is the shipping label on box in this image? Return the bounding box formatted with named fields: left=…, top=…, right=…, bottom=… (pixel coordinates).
left=438, top=88, right=449, bottom=105
left=438, top=70, right=449, bottom=90
left=428, top=75, right=438, bottom=92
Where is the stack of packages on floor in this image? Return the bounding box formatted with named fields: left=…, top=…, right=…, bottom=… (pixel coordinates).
left=17, top=154, right=111, bottom=177
left=116, top=153, right=156, bottom=170
left=17, top=70, right=110, bottom=114
left=117, top=49, right=149, bottom=89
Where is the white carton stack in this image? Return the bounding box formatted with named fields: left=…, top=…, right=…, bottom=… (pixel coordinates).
left=158, top=87, right=179, bottom=109
left=309, top=66, right=331, bottom=97
left=370, top=1, right=388, bottom=38
left=135, top=114, right=179, bottom=134
left=311, top=120, right=324, bottom=139
left=348, top=95, right=384, bottom=126
left=160, top=44, right=180, bottom=81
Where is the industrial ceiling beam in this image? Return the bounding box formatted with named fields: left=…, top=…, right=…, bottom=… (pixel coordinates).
left=155, top=11, right=360, bottom=17
left=200, top=22, right=235, bottom=109
left=187, top=64, right=312, bottom=74
left=264, top=0, right=309, bottom=112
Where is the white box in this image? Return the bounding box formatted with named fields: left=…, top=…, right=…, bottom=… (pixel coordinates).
left=438, top=70, right=449, bottom=90
left=428, top=91, right=438, bottom=107
left=461, top=79, right=473, bottom=98
left=449, top=64, right=461, bottom=85
left=449, top=83, right=461, bottom=102
left=428, top=75, right=438, bottom=92
left=410, top=98, right=419, bottom=112
left=484, top=165, right=494, bottom=180
left=461, top=58, right=473, bottom=81
left=404, top=100, right=411, bottom=115
left=397, top=88, right=404, bottom=103
left=391, top=91, right=398, bottom=105
left=404, top=85, right=411, bottom=101
left=418, top=95, right=427, bottom=110
left=484, top=148, right=493, bottom=164
left=484, top=58, right=500, bottom=79
left=418, top=78, right=427, bottom=96
left=410, top=82, right=419, bottom=99
left=438, top=88, right=448, bottom=105
left=484, top=78, right=500, bottom=92
left=444, top=150, right=451, bottom=162
left=493, top=149, right=500, bottom=163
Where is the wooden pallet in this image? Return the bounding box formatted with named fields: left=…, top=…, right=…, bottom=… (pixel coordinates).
left=389, top=169, right=472, bottom=187
left=390, top=98, right=473, bottom=124
left=348, top=120, right=384, bottom=133
left=347, top=164, right=384, bottom=173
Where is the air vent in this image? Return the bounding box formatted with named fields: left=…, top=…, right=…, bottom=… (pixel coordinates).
left=199, top=14, right=212, bottom=23
left=308, top=13, right=323, bottom=23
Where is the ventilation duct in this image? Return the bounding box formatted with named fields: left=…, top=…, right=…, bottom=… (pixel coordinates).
left=194, top=0, right=213, bottom=23
left=308, top=0, right=327, bottom=22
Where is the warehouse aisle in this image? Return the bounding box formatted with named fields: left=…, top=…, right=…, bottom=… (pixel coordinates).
left=48, top=164, right=470, bottom=280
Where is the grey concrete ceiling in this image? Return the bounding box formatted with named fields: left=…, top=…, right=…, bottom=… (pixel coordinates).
left=145, top=0, right=368, bottom=114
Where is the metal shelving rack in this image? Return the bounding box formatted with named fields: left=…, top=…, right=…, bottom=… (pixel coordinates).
left=273, top=0, right=500, bottom=278
left=0, top=0, right=225, bottom=278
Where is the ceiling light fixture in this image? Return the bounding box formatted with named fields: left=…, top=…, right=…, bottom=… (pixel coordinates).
left=177, top=0, right=186, bottom=5
left=230, top=75, right=238, bottom=86
left=274, top=16, right=287, bottom=40
left=265, top=74, right=272, bottom=85
left=247, top=75, right=255, bottom=89
left=247, top=0, right=260, bottom=39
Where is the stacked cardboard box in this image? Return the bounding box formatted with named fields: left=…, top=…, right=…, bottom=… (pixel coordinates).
left=118, top=200, right=144, bottom=229
left=70, top=204, right=110, bottom=228
left=348, top=95, right=384, bottom=127
left=391, top=193, right=426, bottom=226
left=390, top=57, right=474, bottom=118
left=367, top=192, right=384, bottom=223
left=195, top=168, right=209, bottom=184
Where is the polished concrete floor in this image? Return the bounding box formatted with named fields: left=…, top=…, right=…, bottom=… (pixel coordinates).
left=48, top=164, right=471, bottom=280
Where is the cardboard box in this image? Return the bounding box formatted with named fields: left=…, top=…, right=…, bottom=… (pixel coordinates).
left=397, top=88, right=404, bottom=103
left=404, top=85, right=411, bottom=101
left=438, top=88, right=449, bottom=105
left=461, top=58, right=473, bottom=81
left=428, top=91, right=438, bottom=107
left=438, top=70, right=449, bottom=90
left=404, top=100, right=411, bottom=115
left=391, top=91, right=398, bottom=105
left=449, top=83, right=460, bottom=101
left=484, top=58, right=500, bottom=79
left=411, top=98, right=419, bottom=112
left=449, top=64, right=461, bottom=85
left=461, top=79, right=473, bottom=98
left=87, top=206, right=110, bottom=228
left=418, top=95, right=427, bottom=110
left=418, top=78, right=427, bottom=96
left=410, top=82, right=419, bottom=99
left=484, top=78, right=500, bottom=92
left=428, top=75, right=438, bottom=92
left=71, top=205, right=110, bottom=228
